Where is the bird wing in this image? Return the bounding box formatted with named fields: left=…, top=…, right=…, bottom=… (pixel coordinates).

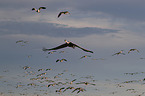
left=56, top=59, right=59, bottom=62
left=39, top=7, right=46, bottom=10
left=58, top=12, right=62, bottom=18
left=32, top=8, right=36, bottom=11
left=72, top=43, right=93, bottom=53
left=72, top=88, right=78, bottom=93
left=42, top=43, right=68, bottom=51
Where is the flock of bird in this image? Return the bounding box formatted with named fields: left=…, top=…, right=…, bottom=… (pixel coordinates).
left=9, top=5, right=144, bottom=96
left=17, top=66, right=97, bottom=95
left=1, top=64, right=145, bottom=96
left=32, top=7, right=70, bottom=18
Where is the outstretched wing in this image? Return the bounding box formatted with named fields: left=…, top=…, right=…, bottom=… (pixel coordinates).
left=58, top=12, right=62, bottom=18
left=39, top=7, right=46, bottom=10
left=42, top=43, right=68, bottom=51
left=72, top=43, right=93, bottom=53
left=32, top=8, right=36, bottom=11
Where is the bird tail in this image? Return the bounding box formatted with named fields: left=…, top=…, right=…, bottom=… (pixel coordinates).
left=42, top=47, right=50, bottom=51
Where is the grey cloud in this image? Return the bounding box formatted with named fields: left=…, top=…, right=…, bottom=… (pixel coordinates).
left=0, top=21, right=119, bottom=37
left=1, top=0, right=144, bottom=21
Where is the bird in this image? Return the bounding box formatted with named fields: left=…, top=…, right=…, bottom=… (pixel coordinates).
left=48, top=51, right=57, bottom=54
left=46, top=83, right=56, bottom=87
left=76, top=81, right=96, bottom=86
left=128, top=49, right=139, bottom=53
left=38, top=69, right=44, bottom=71
left=46, top=68, right=52, bottom=71
left=112, top=50, right=125, bottom=56
left=58, top=11, right=70, bottom=18
left=63, top=87, right=75, bottom=92
left=23, top=66, right=30, bottom=70
left=69, top=79, right=77, bottom=84
left=32, top=7, right=46, bottom=13
left=56, top=87, right=65, bottom=93
left=80, top=55, right=91, bottom=59
left=16, top=40, right=28, bottom=43
left=42, top=40, right=93, bottom=53
left=56, top=59, right=67, bottom=62
left=16, top=40, right=24, bottom=43
left=72, top=87, right=86, bottom=94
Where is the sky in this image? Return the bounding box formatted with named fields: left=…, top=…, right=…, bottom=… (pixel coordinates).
left=0, top=0, right=145, bottom=96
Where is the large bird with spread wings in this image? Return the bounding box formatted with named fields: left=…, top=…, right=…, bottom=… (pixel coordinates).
left=32, top=7, right=46, bottom=13
left=42, top=40, right=93, bottom=53
left=58, top=11, right=70, bottom=18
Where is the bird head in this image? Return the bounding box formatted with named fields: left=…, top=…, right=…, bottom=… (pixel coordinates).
left=64, top=39, right=70, bottom=44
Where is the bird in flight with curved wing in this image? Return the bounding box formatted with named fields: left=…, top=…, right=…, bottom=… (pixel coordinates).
left=42, top=40, right=93, bottom=53
left=58, top=11, right=70, bottom=18
left=32, top=7, right=46, bottom=13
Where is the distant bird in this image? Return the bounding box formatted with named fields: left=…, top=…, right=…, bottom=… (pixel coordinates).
left=58, top=11, right=70, bottom=18
left=80, top=55, right=91, bottom=59
left=16, top=40, right=28, bottom=43
left=16, top=40, right=24, bottom=43
left=43, top=40, right=93, bottom=53
left=63, top=87, right=75, bottom=92
left=70, top=79, right=77, bottom=84
left=23, top=66, right=30, bottom=70
left=56, top=59, right=67, bottom=62
left=72, top=87, right=86, bottom=94
left=32, top=7, right=46, bottom=13
left=46, top=68, right=52, bottom=71
left=128, top=49, right=139, bottom=53
left=112, top=50, right=125, bottom=56
left=48, top=51, right=57, bottom=54
left=38, top=69, right=44, bottom=71
left=56, top=87, right=65, bottom=93
left=76, top=82, right=96, bottom=86
left=46, top=83, right=56, bottom=87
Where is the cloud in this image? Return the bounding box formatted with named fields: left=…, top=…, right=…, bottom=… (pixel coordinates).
left=0, top=21, right=119, bottom=38
left=1, top=0, right=145, bottom=21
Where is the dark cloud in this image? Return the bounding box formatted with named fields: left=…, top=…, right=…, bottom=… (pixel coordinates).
left=0, top=21, right=119, bottom=37
left=1, top=0, right=144, bottom=21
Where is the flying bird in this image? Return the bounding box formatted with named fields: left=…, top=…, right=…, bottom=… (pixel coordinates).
left=76, top=81, right=96, bottom=86
left=58, top=11, right=70, bottom=18
left=72, top=87, right=86, bottom=94
left=32, top=7, right=46, bottom=13
left=56, top=59, right=67, bottom=62
left=56, top=87, right=65, bottom=93
left=112, top=50, right=125, bottom=56
left=42, top=40, right=93, bottom=53
left=80, top=55, right=91, bottom=59
left=23, top=66, right=30, bottom=70
left=63, top=87, right=75, bottom=92
left=48, top=51, right=57, bottom=54
left=128, top=49, right=139, bottom=53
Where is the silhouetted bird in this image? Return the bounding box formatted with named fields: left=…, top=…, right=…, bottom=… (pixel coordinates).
left=112, top=50, right=125, bottom=56
left=63, top=87, right=75, bottom=92
left=72, top=87, right=86, bottom=94
left=23, top=66, right=30, bottom=70
left=16, top=40, right=24, bottom=43
left=56, top=87, right=65, bottom=93
left=76, top=81, right=96, bottom=86
left=48, top=51, right=56, bottom=54
left=43, top=40, right=93, bottom=53
left=58, top=11, right=70, bottom=18
left=80, top=55, right=91, bottom=59
left=128, top=49, right=139, bottom=53
left=56, top=59, right=67, bottom=62
left=16, top=40, right=28, bottom=43
left=32, top=7, right=46, bottom=13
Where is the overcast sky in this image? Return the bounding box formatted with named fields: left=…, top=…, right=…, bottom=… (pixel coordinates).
left=0, top=0, right=145, bottom=95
